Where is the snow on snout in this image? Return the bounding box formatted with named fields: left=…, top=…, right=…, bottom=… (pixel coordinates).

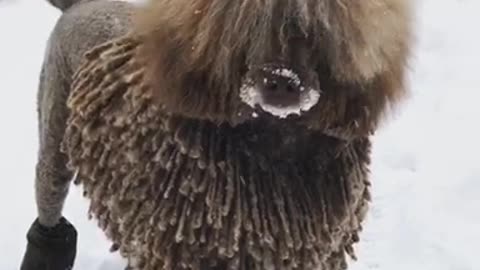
left=239, top=68, right=320, bottom=119
left=270, top=68, right=302, bottom=88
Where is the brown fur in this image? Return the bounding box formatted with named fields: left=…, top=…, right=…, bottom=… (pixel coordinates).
left=64, top=37, right=373, bottom=269
left=134, top=0, right=412, bottom=135
left=34, top=0, right=412, bottom=269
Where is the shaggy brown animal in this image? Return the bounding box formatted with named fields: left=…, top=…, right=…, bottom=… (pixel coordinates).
left=62, top=0, right=413, bottom=269
left=26, top=0, right=413, bottom=269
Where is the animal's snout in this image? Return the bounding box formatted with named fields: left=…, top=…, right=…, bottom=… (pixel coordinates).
left=240, top=64, right=321, bottom=119
left=258, top=67, right=302, bottom=108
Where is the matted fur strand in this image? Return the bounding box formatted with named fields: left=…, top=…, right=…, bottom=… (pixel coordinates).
left=62, top=36, right=372, bottom=270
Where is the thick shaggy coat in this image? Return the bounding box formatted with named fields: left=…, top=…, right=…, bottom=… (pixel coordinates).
left=32, top=0, right=412, bottom=269
left=65, top=37, right=372, bottom=270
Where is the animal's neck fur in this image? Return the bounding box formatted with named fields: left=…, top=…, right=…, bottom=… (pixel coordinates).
left=171, top=115, right=339, bottom=162
left=234, top=119, right=318, bottom=161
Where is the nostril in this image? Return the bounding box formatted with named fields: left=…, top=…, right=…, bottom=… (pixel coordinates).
left=264, top=80, right=278, bottom=92
left=286, top=84, right=295, bottom=93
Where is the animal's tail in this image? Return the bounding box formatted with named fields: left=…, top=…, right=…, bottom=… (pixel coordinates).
left=46, top=0, right=84, bottom=11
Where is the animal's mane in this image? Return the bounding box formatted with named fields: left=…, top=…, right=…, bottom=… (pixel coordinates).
left=131, top=0, right=413, bottom=137
left=62, top=36, right=372, bottom=269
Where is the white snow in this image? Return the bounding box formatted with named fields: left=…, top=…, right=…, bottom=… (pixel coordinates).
left=1, top=0, right=479, bottom=270
left=268, top=67, right=302, bottom=87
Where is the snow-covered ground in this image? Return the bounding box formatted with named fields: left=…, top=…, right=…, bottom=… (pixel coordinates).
left=0, top=0, right=478, bottom=269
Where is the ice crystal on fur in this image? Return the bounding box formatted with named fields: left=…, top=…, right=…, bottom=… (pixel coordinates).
left=268, top=68, right=302, bottom=88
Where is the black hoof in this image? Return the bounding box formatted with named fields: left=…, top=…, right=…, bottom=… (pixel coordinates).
left=20, top=217, right=77, bottom=270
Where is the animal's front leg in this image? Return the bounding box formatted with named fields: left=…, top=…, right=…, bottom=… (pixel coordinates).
left=20, top=62, right=77, bottom=270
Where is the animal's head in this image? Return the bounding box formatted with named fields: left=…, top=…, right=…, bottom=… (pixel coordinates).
left=135, top=0, right=413, bottom=137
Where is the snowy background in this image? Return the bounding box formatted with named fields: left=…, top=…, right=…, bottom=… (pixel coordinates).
left=0, top=0, right=478, bottom=269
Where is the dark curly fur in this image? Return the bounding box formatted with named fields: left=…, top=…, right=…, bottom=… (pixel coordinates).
left=30, top=0, right=413, bottom=269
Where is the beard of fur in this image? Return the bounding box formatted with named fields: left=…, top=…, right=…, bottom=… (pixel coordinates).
left=134, top=0, right=413, bottom=134
left=63, top=36, right=372, bottom=270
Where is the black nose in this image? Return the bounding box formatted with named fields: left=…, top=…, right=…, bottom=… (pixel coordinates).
left=257, top=68, right=302, bottom=107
